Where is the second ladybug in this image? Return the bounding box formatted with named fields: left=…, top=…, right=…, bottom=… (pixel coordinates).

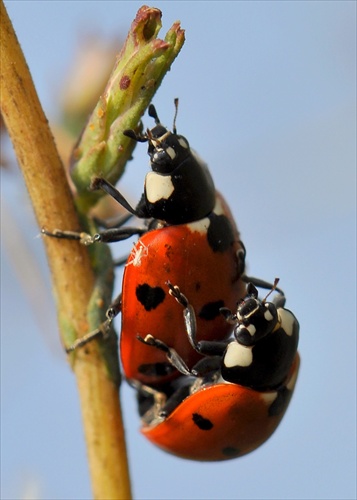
left=136, top=280, right=300, bottom=460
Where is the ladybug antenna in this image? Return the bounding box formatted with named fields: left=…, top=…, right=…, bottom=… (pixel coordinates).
left=262, top=278, right=280, bottom=303
left=172, top=98, right=179, bottom=135
left=148, top=104, right=160, bottom=125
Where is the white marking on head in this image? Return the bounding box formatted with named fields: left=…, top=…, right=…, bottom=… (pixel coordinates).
left=224, top=341, right=253, bottom=368
left=178, top=137, right=189, bottom=149
left=278, top=308, right=295, bottom=336
left=145, top=172, right=175, bottom=203
left=264, top=306, right=274, bottom=322
left=166, top=146, right=176, bottom=160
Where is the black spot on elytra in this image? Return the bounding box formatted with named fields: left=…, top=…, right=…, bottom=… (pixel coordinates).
left=192, top=413, right=214, bottom=430
left=136, top=283, right=165, bottom=311
left=268, top=387, right=291, bottom=417
left=138, top=362, right=175, bottom=377
left=199, top=300, right=225, bottom=321
left=222, top=446, right=241, bottom=457
left=207, top=214, right=234, bottom=252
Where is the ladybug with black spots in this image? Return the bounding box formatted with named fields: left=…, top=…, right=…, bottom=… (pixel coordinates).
left=116, top=104, right=248, bottom=385
left=136, top=280, right=300, bottom=461
left=120, top=190, right=246, bottom=385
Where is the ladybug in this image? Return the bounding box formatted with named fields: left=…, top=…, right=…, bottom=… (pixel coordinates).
left=120, top=191, right=246, bottom=385
left=116, top=103, right=248, bottom=384
left=136, top=280, right=300, bottom=461
left=42, top=103, right=248, bottom=373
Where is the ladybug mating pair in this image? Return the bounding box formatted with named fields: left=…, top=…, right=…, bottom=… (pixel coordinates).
left=43, top=102, right=300, bottom=461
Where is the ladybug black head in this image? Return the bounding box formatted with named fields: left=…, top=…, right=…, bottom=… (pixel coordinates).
left=123, top=103, right=191, bottom=174
left=234, top=283, right=278, bottom=346
left=146, top=125, right=191, bottom=174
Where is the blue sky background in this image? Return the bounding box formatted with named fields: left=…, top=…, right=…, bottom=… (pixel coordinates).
left=1, top=2, right=356, bottom=499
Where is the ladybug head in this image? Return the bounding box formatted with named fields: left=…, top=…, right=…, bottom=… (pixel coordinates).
left=145, top=103, right=191, bottom=174
left=234, top=281, right=279, bottom=347
left=123, top=101, right=191, bottom=174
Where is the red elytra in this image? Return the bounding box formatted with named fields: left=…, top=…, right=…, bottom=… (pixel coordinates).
left=120, top=192, right=246, bottom=386
left=140, top=353, right=300, bottom=461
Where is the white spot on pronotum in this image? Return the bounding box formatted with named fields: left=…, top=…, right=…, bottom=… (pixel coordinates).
left=145, top=172, right=175, bottom=203
left=278, top=308, right=295, bottom=336
left=212, top=195, right=225, bottom=216
left=264, top=307, right=274, bottom=322
left=187, top=217, right=210, bottom=234
left=126, top=241, right=148, bottom=267
left=261, top=391, right=278, bottom=406
left=224, top=342, right=253, bottom=368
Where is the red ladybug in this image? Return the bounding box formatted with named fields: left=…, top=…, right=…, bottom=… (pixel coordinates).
left=121, top=191, right=246, bottom=385
left=137, top=281, right=300, bottom=460
left=115, top=104, right=247, bottom=384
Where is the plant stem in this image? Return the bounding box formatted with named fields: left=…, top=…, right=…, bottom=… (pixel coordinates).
left=0, top=2, right=131, bottom=498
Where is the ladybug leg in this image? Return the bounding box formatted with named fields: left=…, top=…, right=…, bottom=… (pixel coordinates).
left=92, top=226, right=146, bottom=243
left=219, top=307, right=237, bottom=324
left=131, top=378, right=191, bottom=422
left=91, top=177, right=151, bottom=220
left=65, top=293, right=122, bottom=353
left=41, top=227, right=97, bottom=245
left=167, top=282, right=198, bottom=351
left=42, top=224, right=147, bottom=246
left=129, top=379, right=168, bottom=422
left=137, top=334, right=192, bottom=376
left=159, top=385, right=191, bottom=418
left=190, top=355, right=222, bottom=378
left=65, top=320, right=110, bottom=353
left=167, top=282, right=230, bottom=358
left=91, top=177, right=138, bottom=216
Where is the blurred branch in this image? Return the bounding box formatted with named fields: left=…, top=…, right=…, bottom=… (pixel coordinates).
left=0, top=1, right=131, bottom=498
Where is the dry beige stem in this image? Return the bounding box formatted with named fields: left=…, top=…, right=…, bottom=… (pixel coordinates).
left=0, top=2, right=131, bottom=498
